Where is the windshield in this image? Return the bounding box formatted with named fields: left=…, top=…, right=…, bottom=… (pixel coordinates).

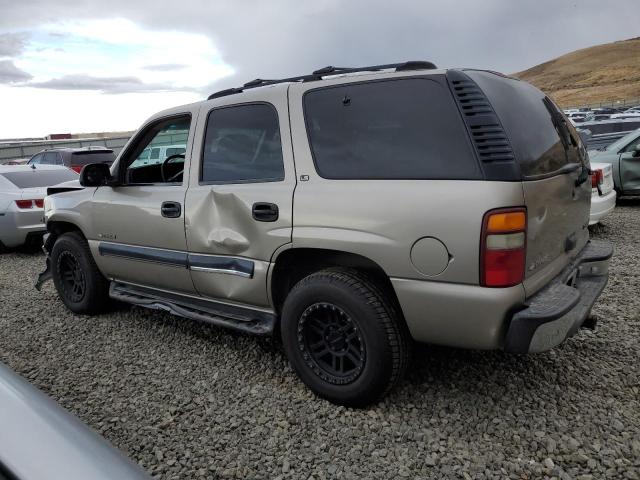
left=605, top=128, right=640, bottom=152
left=0, top=169, right=78, bottom=189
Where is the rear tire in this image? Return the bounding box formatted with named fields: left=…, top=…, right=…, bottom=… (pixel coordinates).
left=281, top=268, right=410, bottom=407
left=51, top=231, right=111, bottom=314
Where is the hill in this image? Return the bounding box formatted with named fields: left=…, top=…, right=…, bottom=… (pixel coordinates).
left=514, top=37, right=640, bottom=107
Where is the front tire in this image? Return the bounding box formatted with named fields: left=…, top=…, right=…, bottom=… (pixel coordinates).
left=51, top=231, right=111, bottom=314
left=281, top=268, right=410, bottom=407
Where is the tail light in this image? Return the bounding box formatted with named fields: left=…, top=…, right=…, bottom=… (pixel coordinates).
left=480, top=208, right=527, bottom=287
left=15, top=199, right=44, bottom=209
left=71, top=165, right=83, bottom=173
left=591, top=169, right=603, bottom=191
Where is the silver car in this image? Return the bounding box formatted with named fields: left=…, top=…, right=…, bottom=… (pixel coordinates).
left=0, top=165, right=78, bottom=251
left=38, top=63, right=613, bottom=406
left=0, top=362, right=150, bottom=480
left=588, top=128, right=640, bottom=195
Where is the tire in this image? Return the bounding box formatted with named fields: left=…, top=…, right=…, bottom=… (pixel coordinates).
left=281, top=268, right=411, bottom=407
left=51, top=231, right=111, bottom=314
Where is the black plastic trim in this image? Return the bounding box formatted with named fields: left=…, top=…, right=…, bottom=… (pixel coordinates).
left=446, top=69, right=521, bottom=181
left=207, top=61, right=438, bottom=100
left=97, top=242, right=256, bottom=277
left=188, top=254, right=254, bottom=277
left=109, top=282, right=274, bottom=335
left=98, top=242, right=188, bottom=267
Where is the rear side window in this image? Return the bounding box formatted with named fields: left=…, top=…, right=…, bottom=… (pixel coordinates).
left=71, top=151, right=115, bottom=166
left=303, top=78, right=480, bottom=180
left=201, top=103, right=285, bottom=183
left=1, top=170, right=78, bottom=189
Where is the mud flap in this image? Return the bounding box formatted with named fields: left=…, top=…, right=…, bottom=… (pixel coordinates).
left=34, top=233, right=54, bottom=291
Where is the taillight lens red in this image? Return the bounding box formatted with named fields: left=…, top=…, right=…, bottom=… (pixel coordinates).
left=15, top=200, right=34, bottom=209
left=71, top=166, right=82, bottom=173
left=14, top=199, right=44, bottom=209
left=481, top=208, right=527, bottom=287
left=591, top=169, right=603, bottom=189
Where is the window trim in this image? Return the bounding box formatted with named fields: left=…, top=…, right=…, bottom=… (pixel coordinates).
left=198, top=101, right=285, bottom=186
left=115, top=113, right=192, bottom=187
left=301, top=75, right=482, bottom=181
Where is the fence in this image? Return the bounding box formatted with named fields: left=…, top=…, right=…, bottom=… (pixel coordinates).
left=0, top=136, right=131, bottom=163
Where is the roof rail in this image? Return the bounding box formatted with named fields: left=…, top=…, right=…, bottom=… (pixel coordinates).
left=207, top=60, right=437, bottom=100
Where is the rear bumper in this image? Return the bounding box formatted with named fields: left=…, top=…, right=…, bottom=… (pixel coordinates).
left=0, top=210, right=46, bottom=248
left=589, top=189, right=616, bottom=225
left=504, top=240, right=613, bottom=353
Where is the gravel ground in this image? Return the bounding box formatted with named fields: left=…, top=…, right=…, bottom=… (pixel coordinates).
left=1, top=201, right=639, bottom=480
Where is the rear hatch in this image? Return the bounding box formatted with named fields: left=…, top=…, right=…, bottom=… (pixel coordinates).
left=464, top=71, right=591, bottom=296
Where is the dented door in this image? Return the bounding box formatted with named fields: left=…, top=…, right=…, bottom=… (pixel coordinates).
left=185, top=90, right=295, bottom=307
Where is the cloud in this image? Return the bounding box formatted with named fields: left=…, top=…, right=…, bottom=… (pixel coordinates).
left=0, top=60, right=32, bottom=83
left=142, top=63, right=188, bottom=72
left=27, top=73, right=179, bottom=93
left=0, top=32, right=29, bottom=57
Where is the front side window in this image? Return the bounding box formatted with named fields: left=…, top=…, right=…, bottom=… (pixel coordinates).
left=28, top=153, right=44, bottom=165
left=622, top=135, right=640, bottom=153
left=201, top=104, right=284, bottom=184
left=124, top=116, right=191, bottom=184
left=303, top=78, right=480, bottom=180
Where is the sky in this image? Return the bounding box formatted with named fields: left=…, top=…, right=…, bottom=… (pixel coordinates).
left=0, top=0, right=638, bottom=138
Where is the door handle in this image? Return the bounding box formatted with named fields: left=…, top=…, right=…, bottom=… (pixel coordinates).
left=161, top=201, right=182, bottom=218
left=252, top=202, right=279, bottom=222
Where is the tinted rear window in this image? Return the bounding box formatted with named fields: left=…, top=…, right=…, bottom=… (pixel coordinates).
left=1, top=169, right=78, bottom=189
left=71, top=151, right=115, bottom=166
left=303, top=78, right=480, bottom=180
left=466, top=71, right=574, bottom=178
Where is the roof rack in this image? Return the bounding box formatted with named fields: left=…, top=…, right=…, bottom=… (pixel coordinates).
left=207, top=60, right=437, bottom=100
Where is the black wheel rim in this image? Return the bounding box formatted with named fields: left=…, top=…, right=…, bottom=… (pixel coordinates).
left=58, top=251, right=86, bottom=303
left=297, top=302, right=366, bottom=385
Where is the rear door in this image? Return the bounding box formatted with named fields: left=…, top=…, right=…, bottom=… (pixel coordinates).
left=467, top=71, right=591, bottom=295
left=185, top=90, right=296, bottom=308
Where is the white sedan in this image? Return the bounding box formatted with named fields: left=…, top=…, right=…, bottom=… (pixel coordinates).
left=0, top=165, right=78, bottom=250
left=589, top=162, right=616, bottom=226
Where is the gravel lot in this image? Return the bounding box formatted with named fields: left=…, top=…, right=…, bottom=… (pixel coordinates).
left=1, top=201, right=639, bottom=480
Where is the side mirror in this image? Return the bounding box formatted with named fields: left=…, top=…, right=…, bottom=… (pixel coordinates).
left=79, top=163, right=115, bottom=187
left=633, top=144, right=640, bottom=158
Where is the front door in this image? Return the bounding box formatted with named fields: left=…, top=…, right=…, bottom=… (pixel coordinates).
left=619, top=134, right=640, bottom=194
left=90, top=111, right=198, bottom=294
left=185, top=96, right=296, bottom=308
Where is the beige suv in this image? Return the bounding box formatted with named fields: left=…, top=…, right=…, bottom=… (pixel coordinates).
left=36, top=62, right=612, bottom=406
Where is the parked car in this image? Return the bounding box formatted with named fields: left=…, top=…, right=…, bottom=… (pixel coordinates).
left=133, top=144, right=187, bottom=167
left=0, top=362, right=150, bottom=480
left=27, top=147, right=115, bottom=173
left=588, top=128, right=640, bottom=195
left=589, top=162, right=616, bottom=225
left=0, top=165, right=78, bottom=251
left=610, top=108, right=640, bottom=120
left=37, top=63, right=612, bottom=406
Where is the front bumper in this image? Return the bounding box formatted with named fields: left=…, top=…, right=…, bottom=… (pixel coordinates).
left=504, top=240, right=613, bottom=353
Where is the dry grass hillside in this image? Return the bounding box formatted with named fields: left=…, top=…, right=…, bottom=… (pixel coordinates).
left=514, top=37, right=640, bottom=107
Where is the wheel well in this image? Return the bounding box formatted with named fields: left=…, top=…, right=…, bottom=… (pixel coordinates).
left=45, top=221, right=84, bottom=249
left=271, top=248, right=402, bottom=315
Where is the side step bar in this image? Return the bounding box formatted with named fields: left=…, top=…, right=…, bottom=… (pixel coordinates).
left=109, top=282, right=276, bottom=336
